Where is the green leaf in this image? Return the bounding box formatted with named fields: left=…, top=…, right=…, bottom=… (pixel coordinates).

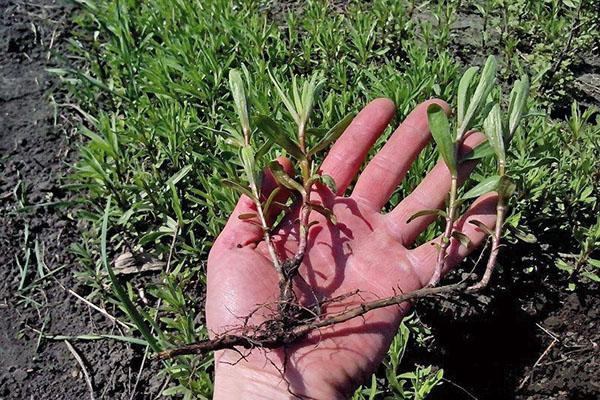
left=460, top=141, right=494, bottom=162
left=269, top=161, right=305, bottom=194
left=262, top=186, right=281, bottom=216
left=462, top=175, right=501, bottom=199
left=222, top=179, right=255, bottom=200
left=255, top=138, right=274, bottom=161
left=229, top=69, right=250, bottom=136
left=240, top=146, right=258, bottom=187
left=406, top=209, right=446, bottom=224
left=483, top=103, right=505, bottom=163
left=165, top=165, right=192, bottom=189
left=507, top=75, right=530, bottom=139
left=269, top=72, right=300, bottom=125
left=309, top=203, right=337, bottom=225
left=513, top=226, right=537, bottom=243
left=101, top=198, right=160, bottom=353
left=255, top=116, right=304, bottom=160
left=562, top=0, right=579, bottom=8
left=320, top=174, right=337, bottom=194
left=588, top=258, right=600, bottom=268
left=468, top=219, right=495, bottom=236
left=458, top=55, right=497, bottom=138
left=309, top=112, right=355, bottom=155
left=457, top=66, right=479, bottom=128
left=452, top=231, right=471, bottom=249
left=300, top=74, right=324, bottom=123
left=169, top=182, right=184, bottom=226
left=427, top=104, right=456, bottom=174
left=556, top=259, right=574, bottom=273
left=581, top=271, right=600, bottom=282
left=498, top=175, right=516, bottom=198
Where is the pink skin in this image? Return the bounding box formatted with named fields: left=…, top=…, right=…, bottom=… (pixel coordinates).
left=206, top=98, right=498, bottom=399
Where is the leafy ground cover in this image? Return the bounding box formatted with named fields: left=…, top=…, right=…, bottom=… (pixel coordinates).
left=1, top=0, right=598, bottom=399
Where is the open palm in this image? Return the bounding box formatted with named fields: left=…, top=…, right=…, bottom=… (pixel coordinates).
left=206, top=99, right=497, bottom=399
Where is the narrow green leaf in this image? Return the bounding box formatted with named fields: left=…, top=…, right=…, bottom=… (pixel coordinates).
left=228, top=69, right=250, bottom=136
left=169, top=182, right=184, bottom=226
left=581, top=271, right=600, bottom=282
left=406, top=209, right=446, bottom=224
left=255, top=116, right=304, bottom=160
left=498, top=175, right=516, bottom=198
left=458, top=55, right=497, bottom=138
left=460, top=141, right=494, bottom=162
left=262, top=186, right=281, bottom=216
left=320, top=174, right=337, bottom=194
left=507, top=75, right=530, bottom=139
left=457, top=66, right=479, bottom=128
left=588, top=258, right=600, bottom=269
left=165, top=165, right=192, bottom=189
left=301, top=75, right=323, bottom=123
left=468, top=219, right=495, bottom=236
left=309, top=203, right=337, bottom=225
left=269, top=72, right=300, bottom=125
left=309, top=112, right=355, bottom=155
left=512, top=226, right=537, bottom=243
left=452, top=231, right=471, bottom=249
left=240, top=146, right=257, bottom=187
left=427, top=104, right=456, bottom=174
left=462, top=175, right=501, bottom=199
left=222, top=179, right=255, bottom=200
left=255, top=138, right=274, bottom=161
left=292, top=75, right=303, bottom=118
left=483, top=103, right=505, bottom=163
left=101, top=198, right=160, bottom=353
left=269, top=161, right=305, bottom=194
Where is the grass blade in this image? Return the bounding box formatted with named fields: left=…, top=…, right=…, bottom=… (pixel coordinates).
left=101, top=198, right=161, bottom=352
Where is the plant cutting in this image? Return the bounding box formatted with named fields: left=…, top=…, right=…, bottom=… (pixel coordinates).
left=152, top=55, right=529, bottom=384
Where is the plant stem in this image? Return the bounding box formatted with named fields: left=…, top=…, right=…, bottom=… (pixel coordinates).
left=249, top=180, right=282, bottom=278
left=468, top=160, right=506, bottom=292
left=467, top=196, right=505, bottom=292
left=428, top=174, right=458, bottom=287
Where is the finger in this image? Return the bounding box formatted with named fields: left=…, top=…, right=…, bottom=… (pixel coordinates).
left=319, top=98, right=395, bottom=195
left=386, top=132, right=486, bottom=245
left=215, top=157, right=293, bottom=249
left=351, top=99, right=450, bottom=210
left=409, top=193, right=498, bottom=285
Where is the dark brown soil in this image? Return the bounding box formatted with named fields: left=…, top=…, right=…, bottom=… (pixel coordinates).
left=408, top=233, right=600, bottom=400
left=0, top=1, right=597, bottom=399
left=0, top=1, right=160, bottom=398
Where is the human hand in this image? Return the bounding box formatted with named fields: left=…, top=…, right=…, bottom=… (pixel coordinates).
left=206, top=98, right=497, bottom=399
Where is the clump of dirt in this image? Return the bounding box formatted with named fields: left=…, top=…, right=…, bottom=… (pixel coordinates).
left=0, top=1, right=161, bottom=398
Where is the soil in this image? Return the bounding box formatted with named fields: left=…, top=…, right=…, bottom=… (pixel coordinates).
left=409, top=231, right=600, bottom=400
left=0, top=1, right=160, bottom=399
left=0, top=1, right=597, bottom=400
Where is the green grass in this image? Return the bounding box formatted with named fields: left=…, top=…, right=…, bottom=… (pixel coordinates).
left=54, top=0, right=599, bottom=397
